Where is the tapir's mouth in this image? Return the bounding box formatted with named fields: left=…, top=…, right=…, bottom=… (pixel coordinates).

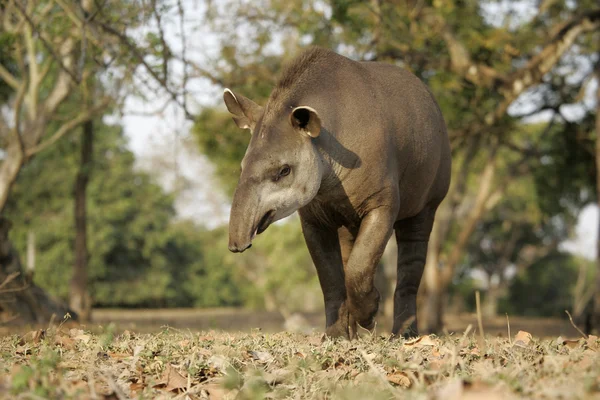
left=255, top=210, right=275, bottom=236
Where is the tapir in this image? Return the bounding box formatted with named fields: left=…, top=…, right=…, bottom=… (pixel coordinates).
left=224, top=47, right=451, bottom=339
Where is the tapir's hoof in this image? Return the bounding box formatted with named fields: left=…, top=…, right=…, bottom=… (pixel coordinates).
left=323, top=302, right=357, bottom=340
left=324, top=324, right=350, bottom=340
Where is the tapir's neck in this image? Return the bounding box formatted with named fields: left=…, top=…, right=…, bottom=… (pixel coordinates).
left=314, top=129, right=357, bottom=194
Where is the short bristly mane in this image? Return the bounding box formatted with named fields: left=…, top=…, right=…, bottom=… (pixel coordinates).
left=271, top=47, right=332, bottom=101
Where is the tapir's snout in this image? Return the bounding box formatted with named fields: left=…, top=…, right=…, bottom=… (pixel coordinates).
left=228, top=180, right=259, bottom=253
left=228, top=242, right=252, bottom=253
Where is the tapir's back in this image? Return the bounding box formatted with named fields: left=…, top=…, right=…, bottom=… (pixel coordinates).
left=359, top=61, right=451, bottom=218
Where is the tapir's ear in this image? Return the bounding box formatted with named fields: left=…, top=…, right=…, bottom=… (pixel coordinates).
left=290, top=106, right=321, bottom=138
left=223, top=88, right=263, bottom=132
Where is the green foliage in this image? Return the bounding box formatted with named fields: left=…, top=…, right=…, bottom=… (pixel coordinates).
left=193, top=109, right=250, bottom=196
left=188, top=219, right=321, bottom=313
left=5, top=121, right=244, bottom=308
left=499, top=252, right=581, bottom=318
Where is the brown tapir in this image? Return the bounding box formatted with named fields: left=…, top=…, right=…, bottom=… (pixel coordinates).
left=224, top=47, right=451, bottom=339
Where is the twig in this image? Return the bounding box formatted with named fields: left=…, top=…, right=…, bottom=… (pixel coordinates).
left=506, top=313, right=512, bottom=345
left=475, top=290, right=485, bottom=344
left=358, top=348, right=394, bottom=390
left=0, top=272, right=21, bottom=291
left=450, top=324, right=472, bottom=378
left=0, top=283, right=30, bottom=293
left=102, top=373, right=127, bottom=400
left=565, top=310, right=588, bottom=339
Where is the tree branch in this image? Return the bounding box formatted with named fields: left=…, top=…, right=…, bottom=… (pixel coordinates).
left=0, top=64, right=20, bottom=91
left=12, top=0, right=81, bottom=85
left=491, top=9, right=600, bottom=125
left=26, top=99, right=110, bottom=157
left=12, top=82, right=27, bottom=156
left=441, top=26, right=506, bottom=88
left=440, top=144, right=499, bottom=285
left=91, top=18, right=194, bottom=120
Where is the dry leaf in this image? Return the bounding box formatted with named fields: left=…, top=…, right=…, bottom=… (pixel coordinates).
left=556, top=336, right=580, bottom=349
left=208, top=355, right=229, bottom=373
left=108, top=351, right=131, bottom=360
left=586, top=335, right=598, bottom=351
left=19, top=329, right=45, bottom=345
left=200, top=382, right=229, bottom=400
left=70, top=328, right=92, bottom=344
left=249, top=350, right=274, bottom=363
left=387, top=371, right=411, bottom=388
left=513, top=331, right=532, bottom=347
left=153, top=364, right=188, bottom=393
left=264, top=368, right=292, bottom=385
left=129, top=381, right=146, bottom=396
left=404, top=335, right=437, bottom=348
left=54, top=334, right=76, bottom=349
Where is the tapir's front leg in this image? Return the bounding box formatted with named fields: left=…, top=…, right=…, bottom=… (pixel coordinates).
left=344, top=207, right=396, bottom=332
left=299, top=212, right=350, bottom=338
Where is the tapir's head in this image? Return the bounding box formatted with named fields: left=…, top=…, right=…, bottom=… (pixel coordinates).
left=224, top=88, right=323, bottom=252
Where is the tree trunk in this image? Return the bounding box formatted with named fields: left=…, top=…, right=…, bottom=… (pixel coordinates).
left=0, top=140, right=25, bottom=214
left=593, top=57, right=600, bottom=334
left=482, top=277, right=500, bottom=318
left=0, top=218, right=74, bottom=324
left=70, top=120, right=93, bottom=322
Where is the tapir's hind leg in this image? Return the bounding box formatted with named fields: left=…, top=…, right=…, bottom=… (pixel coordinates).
left=392, top=206, right=436, bottom=338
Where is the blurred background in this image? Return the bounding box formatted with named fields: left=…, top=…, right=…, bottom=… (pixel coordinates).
left=0, top=0, right=598, bottom=336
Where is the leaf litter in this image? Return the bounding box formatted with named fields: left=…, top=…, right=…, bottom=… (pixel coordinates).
left=0, top=327, right=599, bottom=399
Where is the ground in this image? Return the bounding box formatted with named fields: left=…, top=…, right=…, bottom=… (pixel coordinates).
left=1, top=313, right=599, bottom=399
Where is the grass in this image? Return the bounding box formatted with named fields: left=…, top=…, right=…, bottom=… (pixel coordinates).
left=0, top=319, right=599, bottom=399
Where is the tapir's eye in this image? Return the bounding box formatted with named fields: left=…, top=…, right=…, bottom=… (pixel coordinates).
left=279, top=165, right=291, bottom=177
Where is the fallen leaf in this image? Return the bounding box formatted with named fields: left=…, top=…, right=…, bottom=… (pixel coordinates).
left=556, top=336, right=580, bottom=349
left=208, top=355, right=229, bottom=373
left=248, top=350, right=274, bottom=363
left=586, top=335, right=598, bottom=351
left=70, top=328, right=92, bottom=344
left=108, top=351, right=131, bottom=360
left=200, top=382, right=229, bottom=400
left=513, top=331, right=532, bottom=347
left=129, top=381, right=146, bottom=396
left=264, top=368, right=292, bottom=385
left=19, top=329, right=45, bottom=345
left=404, top=335, right=437, bottom=348
left=387, top=371, right=411, bottom=388
left=153, top=364, right=188, bottom=393
left=54, top=334, right=76, bottom=349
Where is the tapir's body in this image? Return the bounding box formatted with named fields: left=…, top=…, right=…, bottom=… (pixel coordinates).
left=224, top=47, right=451, bottom=339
